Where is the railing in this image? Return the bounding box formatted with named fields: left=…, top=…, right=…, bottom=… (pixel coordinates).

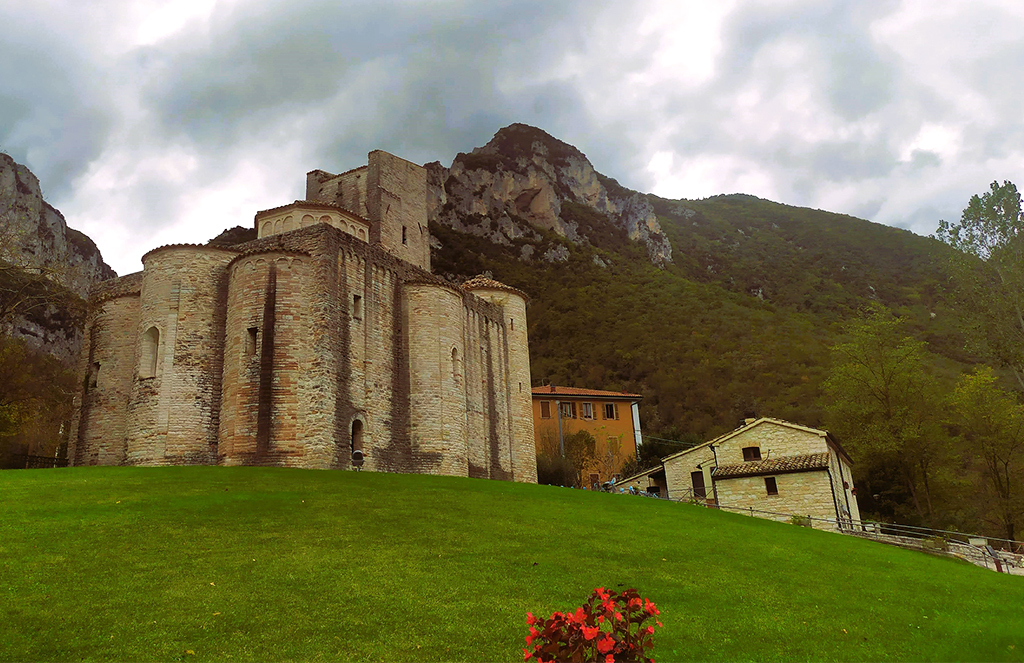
left=612, top=487, right=1023, bottom=574
left=13, top=455, right=69, bottom=469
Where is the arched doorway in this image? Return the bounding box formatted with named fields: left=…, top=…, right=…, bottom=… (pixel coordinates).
left=351, top=419, right=364, bottom=458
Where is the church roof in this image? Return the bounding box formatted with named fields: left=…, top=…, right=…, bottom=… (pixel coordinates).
left=461, top=275, right=529, bottom=300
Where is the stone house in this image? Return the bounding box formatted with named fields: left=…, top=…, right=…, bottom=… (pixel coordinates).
left=69, top=150, right=537, bottom=482
left=621, top=418, right=861, bottom=528
left=532, top=386, right=642, bottom=486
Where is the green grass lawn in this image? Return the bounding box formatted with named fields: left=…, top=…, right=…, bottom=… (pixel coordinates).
left=1, top=466, right=1022, bottom=662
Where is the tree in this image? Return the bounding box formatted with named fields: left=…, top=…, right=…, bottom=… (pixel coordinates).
left=823, top=307, right=948, bottom=521
left=935, top=181, right=1024, bottom=390
left=945, top=367, right=1024, bottom=541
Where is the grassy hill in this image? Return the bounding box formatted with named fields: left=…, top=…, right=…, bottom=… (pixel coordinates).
left=3, top=467, right=1022, bottom=661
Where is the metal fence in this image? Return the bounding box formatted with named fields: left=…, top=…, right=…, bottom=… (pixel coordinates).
left=13, top=454, right=69, bottom=469
left=611, top=487, right=1023, bottom=574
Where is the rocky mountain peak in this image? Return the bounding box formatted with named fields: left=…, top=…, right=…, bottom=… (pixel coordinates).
left=427, top=124, right=672, bottom=266
left=0, top=153, right=116, bottom=360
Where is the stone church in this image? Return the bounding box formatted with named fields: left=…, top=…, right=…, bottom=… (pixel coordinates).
left=69, top=150, right=537, bottom=482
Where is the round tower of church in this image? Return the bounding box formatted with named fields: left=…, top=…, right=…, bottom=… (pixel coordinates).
left=219, top=251, right=313, bottom=466
left=72, top=289, right=140, bottom=466
left=405, top=282, right=468, bottom=476
left=124, top=245, right=234, bottom=465
left=463, top=276, right=537, bottom=483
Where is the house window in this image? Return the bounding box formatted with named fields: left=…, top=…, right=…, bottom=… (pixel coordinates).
left=765, top=477, right=778, bottom=496
left=742, top=446, right=762, bottom=462
left=581, top=402, right=594, bottom=419
left=560, top=402, right=577, bottom=419
left=604, top=403, right=619, bottom=420
left=140, top=326, right=160, bottom=378
left=245, top=327, right=259, bottom=356
left=353, top=294, right=363, bottom=320
left=540, top=401, right=551, bottom=418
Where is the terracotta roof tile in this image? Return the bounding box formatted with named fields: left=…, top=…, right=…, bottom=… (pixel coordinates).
left=712, top=452, right=830, bottom=479
left=461, top=275, right=529, bottom=300
left=531, top=386, right=642, bottom=399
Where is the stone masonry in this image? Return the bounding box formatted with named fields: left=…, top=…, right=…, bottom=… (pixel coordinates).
left=69, top=151, right=538, bottom=482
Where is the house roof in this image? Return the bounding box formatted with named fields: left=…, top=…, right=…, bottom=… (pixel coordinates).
left=658, top=417, right=853, bottom=466
left=531, top=386, right=642, bottom=400
left=619, top=464, right=666, bottom=483
left=712, top=452, right=831, bottom=479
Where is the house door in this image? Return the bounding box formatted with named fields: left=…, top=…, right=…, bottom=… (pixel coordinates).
left=691, top=471, right=706, bottom=499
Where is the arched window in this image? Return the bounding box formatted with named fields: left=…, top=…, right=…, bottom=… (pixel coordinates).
left=261, top=221, right=272, bottom=236
left=274, top=218, right=282, bottom=233
left=302, top=214, right=315, bottom=227
left=140, top=326, right=160, bottom=378
left=319, top=215, right=332, bottom=225
left=451, top=347, right=461, bottom=381
left=282, top=216, right=293, bottom=232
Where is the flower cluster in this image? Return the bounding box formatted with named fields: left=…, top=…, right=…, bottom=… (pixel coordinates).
left=524, top=587, right=662, bottom=663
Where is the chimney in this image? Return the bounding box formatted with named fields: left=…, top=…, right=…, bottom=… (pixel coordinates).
left=549, top=384, right=556, bottom=393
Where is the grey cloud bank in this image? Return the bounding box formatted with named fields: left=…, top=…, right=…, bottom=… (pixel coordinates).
left=1, top=0, right=1023, bottom=275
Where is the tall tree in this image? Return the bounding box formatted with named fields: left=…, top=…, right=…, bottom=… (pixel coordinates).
left=935, top=180, right=1024, bottom=390
left=945, top=367, right=1024, bottom=541
left=823, top=307, right=947, bottom=521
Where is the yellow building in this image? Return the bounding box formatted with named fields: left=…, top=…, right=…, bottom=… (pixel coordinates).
left=532, top=386, right=642, bottom=487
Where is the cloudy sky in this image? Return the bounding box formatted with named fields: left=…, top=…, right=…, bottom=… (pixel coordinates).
left=3, top=0, right=1023, bottom=275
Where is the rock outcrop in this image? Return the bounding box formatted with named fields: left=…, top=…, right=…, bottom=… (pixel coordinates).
left=0, top=153, right=115, bottom=360
left=427, top=124, right=672, bottom=265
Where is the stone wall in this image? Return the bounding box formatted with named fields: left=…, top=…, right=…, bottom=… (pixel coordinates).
left=125, top=246, right=234, bottom=465
left=663, top=444, right=717, bottom=501
left=70, top=289, right=140, bottom=466
left=714, top=421, right=828, bottom=465
left=367, top=151, right=430, bottom=272
left=715, top=471, right=837, bottom=524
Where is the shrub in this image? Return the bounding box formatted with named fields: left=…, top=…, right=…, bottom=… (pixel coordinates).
left=789, top=515, right=813, bottom=528
left=524, top=587, right=662, bottom=663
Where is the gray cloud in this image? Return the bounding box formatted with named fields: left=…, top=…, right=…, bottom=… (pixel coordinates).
left=0, top=8, right=115, bottom=198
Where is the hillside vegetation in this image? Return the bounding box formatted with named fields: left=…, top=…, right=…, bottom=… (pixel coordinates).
left=431, top=193, right=967, bottom=437
left=2, top=467, right=1022, bottom=662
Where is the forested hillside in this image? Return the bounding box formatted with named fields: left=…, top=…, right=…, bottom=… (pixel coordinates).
left=429, top=129, right=971, bottom=440
left=429, top=125, right=1014, bottom=531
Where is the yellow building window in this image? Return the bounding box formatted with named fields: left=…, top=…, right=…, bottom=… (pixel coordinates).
left=560, top=402, right=577, bottom=419
left=581, top=402, right=594, bottom=419
left=540, top=401, right=551, bottom=419
left=603, top=403, right=619, bottom=420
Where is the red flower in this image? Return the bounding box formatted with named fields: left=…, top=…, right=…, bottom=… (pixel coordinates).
left=644, top=599, right=661, bottom=616
left=605, top=655, right=614, bottom=663
left=526, top=612, right=537, bottom=626
left=597, top=635, right=615, bottom=654
left=571, top=607, right=586, bottom=624
left=629, top=597, right=642, bottom=610
left=597, top=615, right=605, bottom=624
left=656, top=621, right=663, bottom=628
left=646, top=626, right=654, bottom=635
left=614, top=612, right=624, bottom=622
left=582, top=625, right=600, bottom=641
left=523, top=649, right=532, bottom=661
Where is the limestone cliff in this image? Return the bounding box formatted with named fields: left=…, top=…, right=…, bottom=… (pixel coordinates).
left=0, top=153, right=115, bottom=360
left=427, top=124, right=672, bottom=265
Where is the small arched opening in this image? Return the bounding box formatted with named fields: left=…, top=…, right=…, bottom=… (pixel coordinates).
left=140, top=326, right=160, bottom=378
left=351, top=419, right=365, bottom=467
left=451, top=346, right=461, bottom=382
